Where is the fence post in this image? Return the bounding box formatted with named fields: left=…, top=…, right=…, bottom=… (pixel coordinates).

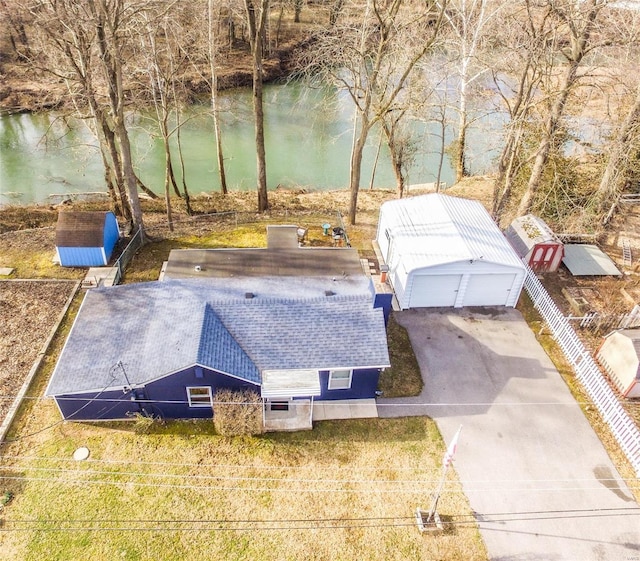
left=522, top=266, right=640, bottom=476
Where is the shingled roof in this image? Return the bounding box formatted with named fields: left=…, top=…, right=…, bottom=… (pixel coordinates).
left=46, top=277, right=389, bottom=396
left=56, top=211, right=110, bottom=247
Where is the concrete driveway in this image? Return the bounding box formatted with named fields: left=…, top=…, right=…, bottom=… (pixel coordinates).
left=377, top=307, right=640, bottom=561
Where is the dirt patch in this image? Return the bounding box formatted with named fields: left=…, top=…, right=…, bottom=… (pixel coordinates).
left=0, top=281, right=76, bottom=426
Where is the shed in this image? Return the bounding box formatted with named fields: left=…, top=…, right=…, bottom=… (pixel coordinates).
left=56, top=211, right=119, bottom=267
left=505, top=214, right=564, bottom=272
left=596, top=329, right=640, bottom=398
left=562, top=244, right=622, bottom=277
left=375, top=193, right=526, bottom=309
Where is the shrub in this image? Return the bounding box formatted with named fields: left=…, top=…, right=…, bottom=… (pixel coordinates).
left=213, top=389, right=264, bottom=436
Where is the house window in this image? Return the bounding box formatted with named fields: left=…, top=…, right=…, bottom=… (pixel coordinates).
left=187, top=386, right=213, bottom=407
left=328, top=369, right=352, bottom=390
left=270, top=401, right=289, bottom=411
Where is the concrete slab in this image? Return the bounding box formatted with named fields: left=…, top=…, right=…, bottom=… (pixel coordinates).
left=313, top=399, right=378, bottom=421
left=378, top=307, right=640, bottom=561
left=0, top=267, right=14, bottom=276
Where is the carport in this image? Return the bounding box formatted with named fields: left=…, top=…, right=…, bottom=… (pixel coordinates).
left=375, top=193, right=525, bottom=308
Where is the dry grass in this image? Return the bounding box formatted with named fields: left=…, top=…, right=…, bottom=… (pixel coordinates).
left=0, top=191, right=486, bottom=560
left=0, top=413, right=485, bottom=561
left=379, top=313, right=424, bottom=398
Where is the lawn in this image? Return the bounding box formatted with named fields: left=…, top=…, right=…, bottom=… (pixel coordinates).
left=0, top=414, right=485, bottom=561
left=1, top=197, right=484, bottom=560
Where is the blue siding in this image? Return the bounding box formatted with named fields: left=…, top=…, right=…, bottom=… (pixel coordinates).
left=55, top=366, right=260, bottom=421
left=55, top=389, right=137, bottom=420
left=103, top=212, right=119, bottom=262
left=144, top=366, right=259, bottom=419
left=318, top=368, right=381, bottom=400
left=58, top=246, right=107, bottom=267
left=374, top=293, right=393, bottom=325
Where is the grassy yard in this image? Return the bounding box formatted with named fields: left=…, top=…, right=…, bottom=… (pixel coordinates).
left=1, top=196, right=485, bottom=560
left=1, top=412, right=485, bottom=561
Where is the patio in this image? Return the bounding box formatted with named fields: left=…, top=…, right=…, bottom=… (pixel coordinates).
left=263, top=399, right=379, bottom=432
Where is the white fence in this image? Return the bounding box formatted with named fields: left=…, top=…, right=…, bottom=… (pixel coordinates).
left=523, top=268, right=640, bottom=476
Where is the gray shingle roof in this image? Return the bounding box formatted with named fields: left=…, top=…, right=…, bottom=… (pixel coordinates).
left=46, top=277, right=389, bottom=396
left=56, top=211, right=109, bottom=247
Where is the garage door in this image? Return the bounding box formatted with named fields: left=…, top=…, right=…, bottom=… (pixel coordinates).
left=463, top=273, right=516, bottom=306
left=409, top=274, right=462, bottom=307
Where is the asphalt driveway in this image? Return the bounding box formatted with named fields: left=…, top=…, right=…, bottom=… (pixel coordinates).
left=377, top=307, right=640, bottom=561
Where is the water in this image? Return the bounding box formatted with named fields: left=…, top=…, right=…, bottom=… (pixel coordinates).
left=0, top=81, right=498, bottom=206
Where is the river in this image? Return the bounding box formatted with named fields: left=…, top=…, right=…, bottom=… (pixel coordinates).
left=0, top=81, right=499, bottom=206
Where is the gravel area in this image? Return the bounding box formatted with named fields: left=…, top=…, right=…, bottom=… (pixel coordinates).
left=0, top=280, right=76, bottom=424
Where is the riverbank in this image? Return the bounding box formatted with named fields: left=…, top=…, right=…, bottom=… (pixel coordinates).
left=0, top=36, right=307, bottom=114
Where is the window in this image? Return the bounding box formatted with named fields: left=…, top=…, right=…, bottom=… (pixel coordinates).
left=270, top=401, right=289, bottom=411
left=328, top=369, right=352, bottom=390
left=187, top=386, right=213, bottom=407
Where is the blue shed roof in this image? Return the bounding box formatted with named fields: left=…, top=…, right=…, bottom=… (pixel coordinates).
left=46, top=277, right=389, bottom=396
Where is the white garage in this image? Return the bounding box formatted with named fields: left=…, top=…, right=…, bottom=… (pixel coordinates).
left=375, top=193, right=526, bottom=309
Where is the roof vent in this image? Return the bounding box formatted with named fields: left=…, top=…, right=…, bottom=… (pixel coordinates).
left=325, top=290, right=335, bottom=297
left=194, top=265, right=202, bottom=272
left=245, top=292, right=255, bottom=299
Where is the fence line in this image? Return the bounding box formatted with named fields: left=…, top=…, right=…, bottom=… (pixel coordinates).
left=566, top=305, right=640, bottom=333
left=113, top=227, right=144, bottom=285
left=523, top=268, right=640, bottom=476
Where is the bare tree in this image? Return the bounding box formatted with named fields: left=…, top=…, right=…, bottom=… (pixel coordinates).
left=491, top=0, right=553, bottom=222
left=303, top=0, right=446, bottom=224
left=438, top=0, right=504, bottom=183
left=244, top=0, right=270, bottom=212
left=209, top=0, right=229, bottom=195
left=516, top=0, right=605, bottom=217
left=28, top=0, right=137, bottom=226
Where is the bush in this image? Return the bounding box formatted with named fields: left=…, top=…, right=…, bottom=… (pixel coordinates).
left=213, top=389, right=264, bottom=436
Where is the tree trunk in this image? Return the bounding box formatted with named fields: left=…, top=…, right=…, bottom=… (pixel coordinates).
left=516, top=0, right=601, bottom=216
left=245, top=0, right=269, bottom=213
left=209, top=0, right=228, bottom=195
left=349, top=122, right=369, bottom=225
left=516, top=63, right=576, bottom=216
left=455, top=72, right=468, bottom=183
left=595, top=83, right=640, bottom=218
left=115, top=119, right=146, bottom=238
left=294, top=0, right=303, bottom=23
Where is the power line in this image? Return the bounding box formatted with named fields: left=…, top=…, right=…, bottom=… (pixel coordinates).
left=0, top=394, right=598, bottom=407
left=1, top=454, right=638, bottom=486
left=0, top=472, right=636, bottom=495
left=0, top=459, right=638, bottom=487
left=1, top=508, right=638, bottom=533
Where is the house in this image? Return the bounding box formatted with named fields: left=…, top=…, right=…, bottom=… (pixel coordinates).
left=56, top=211, right=119, bottom=267
left=596, top=329, right=640, bottom=398
left=45, top=276, right=390, bottom=430
left=375, top=193, right=526, bottom=309
left=504, top=214, right=564, bottom=272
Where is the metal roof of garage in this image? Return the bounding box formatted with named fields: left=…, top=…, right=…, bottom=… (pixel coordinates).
left=379, top=193, right=524, bottom=270
left=562, top=244, right=622, bottom=276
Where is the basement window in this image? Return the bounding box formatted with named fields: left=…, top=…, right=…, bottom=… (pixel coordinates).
left=328, top=369, right=352, bottom=390
left=270, top=401, right=290, bottom=411
left=187, top=386, right=213, bottom=408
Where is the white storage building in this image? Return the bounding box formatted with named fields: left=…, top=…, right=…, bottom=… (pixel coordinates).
left=376, top=193, right=526, bottom=309
left=596, top=329, right=640, bottom=398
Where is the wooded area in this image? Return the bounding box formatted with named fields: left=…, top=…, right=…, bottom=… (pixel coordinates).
left=1, top=0, right=639, bottom=232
